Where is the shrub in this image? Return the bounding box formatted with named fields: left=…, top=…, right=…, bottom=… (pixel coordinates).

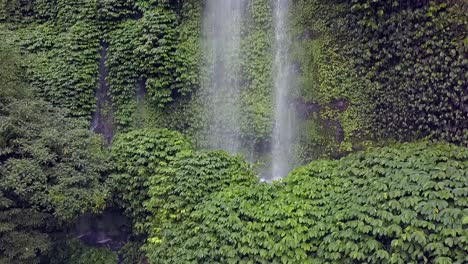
left=49, top=239, right=117, bottom=264
left=110, top=128, right=191, bottom=232
left=145, top=142, right=468, bottom=263
left=0, top=98, right=110, bottom=263
left=144, top=150, right=259, bottom=262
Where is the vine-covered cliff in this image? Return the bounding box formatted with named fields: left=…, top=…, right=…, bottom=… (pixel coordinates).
left=0, top=0, right=466, bottom=263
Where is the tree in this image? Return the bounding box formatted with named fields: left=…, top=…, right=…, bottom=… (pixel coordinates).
left=0, top=98, right=111, bottom=263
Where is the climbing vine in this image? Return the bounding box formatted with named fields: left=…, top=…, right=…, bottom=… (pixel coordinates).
left=240, top=0, right=274, bottom=142
left=144, top=142, right=468, bottom=263
left=110, top=128, right=191, bottom=233
left=144, top=150, right=259, bottom=262
left=346, top=0, right=468, bottom=145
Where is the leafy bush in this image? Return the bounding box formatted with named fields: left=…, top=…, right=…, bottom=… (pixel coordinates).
left=118, top=241, right=146, bottom=264
left=144, top=150, right=259, bottom=261
left=0, top=98, right=110, bottom=263
left=0, top=99, right=110, bottom=219
left=21, top=20, right=100, bottom=119
left=110, top=128, right=191, bottom=232
left=346, top=1, right=468, bottom=145
left=145, top=142, right=468, bottom=263
left=50, top=239, right=117, bottom=264
left=0, top=40, right=27, bottom=100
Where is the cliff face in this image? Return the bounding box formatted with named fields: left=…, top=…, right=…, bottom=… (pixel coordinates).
left=2, top=0, right=466, bottom=163
left=1, top=1, right=467, bottom=264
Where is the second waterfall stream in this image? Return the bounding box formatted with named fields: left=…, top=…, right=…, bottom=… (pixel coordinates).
left=271, top=0, right=294, bottom=180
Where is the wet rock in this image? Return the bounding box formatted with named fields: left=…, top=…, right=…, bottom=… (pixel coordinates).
left=292, top=62, right=302, bottom=74
left=292, top=97, right=322, bottom=118
left=75, top=208, right=130, bottom=251
left=137, top=77, right=147, bottom=101
left=301, top=29, right=322, bottom=40
left=330, top=98, right=348, bottom=112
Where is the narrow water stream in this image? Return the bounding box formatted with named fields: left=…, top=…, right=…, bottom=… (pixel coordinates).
left=271, top=0, right=295, bottom=180
left=91, top=42, right=114, bottom=144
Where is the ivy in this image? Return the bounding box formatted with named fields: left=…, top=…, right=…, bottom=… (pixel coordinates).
left=144, top=142, right=468, bottom=263
left=105, top=19, right=141, bottom=127
left=2, top=1, right=202, bottom=130
left=136, top=7, right=179, bottom=108
left=143, top=150, right=259, bottom=262
left=110, top=128, right=191, bottom=233
left=239, top=0, right=274, bottom=142
left=346, top=0, right=468, bottom=145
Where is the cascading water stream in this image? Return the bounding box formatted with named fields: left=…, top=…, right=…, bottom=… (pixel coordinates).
left=271, top=0, right=294, bottom=180
left=91, top=42, right=114, bottom=144
left=201, top=0, right=295, bottom=179
left=202, top=0, right=245, bottom=154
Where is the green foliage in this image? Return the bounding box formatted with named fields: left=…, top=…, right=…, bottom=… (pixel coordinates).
left=144, top=150, right=259, bottom=262
left=118, top=241, right=146, bottom=264
left=97, top=0, right=136, bottom=22
left=2, top=1, right=202, bottom=128
left=50, top=239, right=117, bottom=264
left=105, top=19, right=141, bottom=127
left=0, top=99, right=110, bottom=219
left=103, top=0, right=202, bottom=128
left=346, top=0, right=468, bottom=145
left=0, top=98, right=110, bottom=263
left=172, top=0, right=202, bottom=95
left=15, top=3, right=101, bottom=119
left=0, top=37, right=28, bottom=100
left=239, top=0, right=274, bottom=141
left=104, top=1, right=202, bottom=128
left=284, top=142, right=468, bottom=263
left=2, top=2, right=467, bottom=262
left=0, top=0, right=35, bottom=23
left=1, top=39, right=108, bottom=264
left=0, top=203, right=52, bottom=264
left=289, top=0, right=376, bottom=160
left=290, top=0, right=467, bottom=164
left=137, top=8, right=178, bottom=107
left=110, top=128, right=191, bottom=232
left=143, top=142, right=468, bottom=263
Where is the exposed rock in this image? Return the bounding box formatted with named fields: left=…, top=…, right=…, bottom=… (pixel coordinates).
left=330, top=98, right=348, bottom=112
left=301, top=29, right=322, bottom=40
left=75, top=208, right=130, bottom=252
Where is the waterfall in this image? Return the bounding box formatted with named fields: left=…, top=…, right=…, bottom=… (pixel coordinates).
left=271, top=0, right=294, bottom=179
left=91, top=42, right=114, bottom=144
left=201, top=0, right=246, bottom=154
left=201, top=0, right=295, bottom=178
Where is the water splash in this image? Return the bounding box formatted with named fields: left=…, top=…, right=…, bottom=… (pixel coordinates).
left=271, top=0, right=294, bottom=179
left=201, top=0, right=246, bottom=154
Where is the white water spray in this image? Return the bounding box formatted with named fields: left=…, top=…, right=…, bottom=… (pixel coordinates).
left=202, top=0, right=246, bottom=154
left=271, top=0, right=294, bottom=179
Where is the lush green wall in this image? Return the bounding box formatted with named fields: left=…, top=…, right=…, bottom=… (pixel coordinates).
left=1, top=0, right=467, bottom=263
left=3, top=0, right=465, bottom=156
left=143, top=141, right=468, bottom=263
left=289, top=0, right=467, bottom=165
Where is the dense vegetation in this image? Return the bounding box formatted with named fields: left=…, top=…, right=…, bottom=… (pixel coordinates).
left=0, top=0, right=467, bottom=263
left=144, top=142, right=468, bottom=263
left=0, top=42, right=112, bottom=263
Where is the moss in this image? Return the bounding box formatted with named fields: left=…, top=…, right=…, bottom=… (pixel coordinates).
left=289, top=0, right=377, bottom=160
